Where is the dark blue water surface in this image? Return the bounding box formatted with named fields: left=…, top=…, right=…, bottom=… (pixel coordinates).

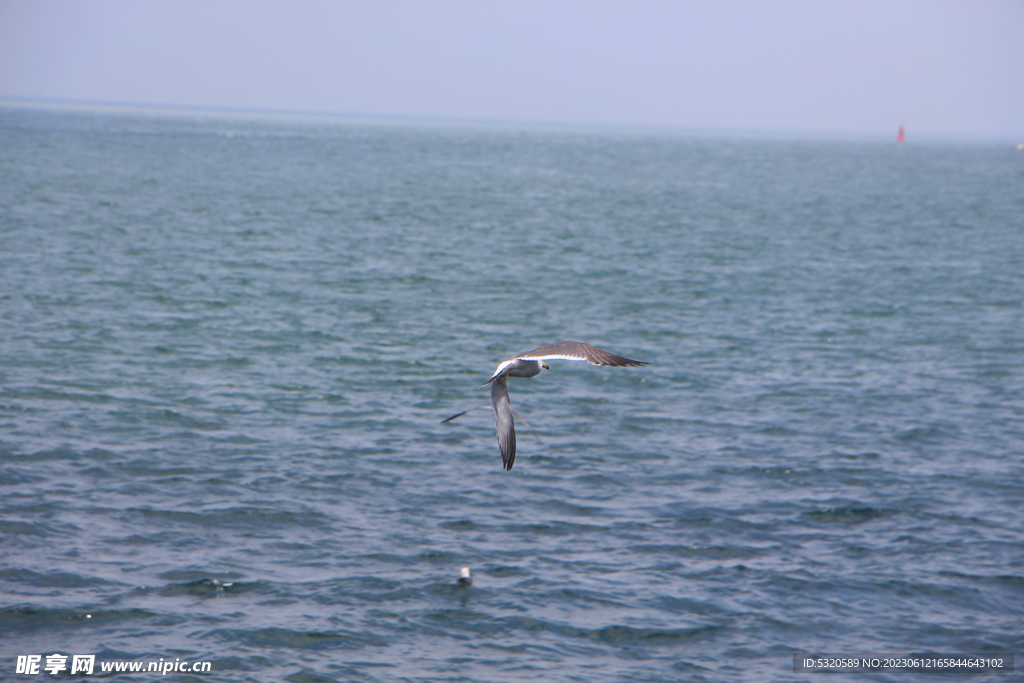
left=1, top=106, right=1022, bottom=681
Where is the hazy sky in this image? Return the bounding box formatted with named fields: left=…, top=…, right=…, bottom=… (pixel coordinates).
left=1, top=0, right=1021, bottom=138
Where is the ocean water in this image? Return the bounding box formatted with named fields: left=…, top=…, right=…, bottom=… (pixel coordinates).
left=1, top=106, right=1021, bottom=682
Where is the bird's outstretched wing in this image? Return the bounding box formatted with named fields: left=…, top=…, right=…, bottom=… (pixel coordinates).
left=512, top=341, right=648, bottom=367
left=490, top=379, right=516, bottom=471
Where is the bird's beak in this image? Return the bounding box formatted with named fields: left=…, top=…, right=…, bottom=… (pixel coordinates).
left=542, top=363, right=549, bottom=370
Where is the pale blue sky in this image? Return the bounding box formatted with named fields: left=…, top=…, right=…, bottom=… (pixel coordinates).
left=1, top=0, right=1021, bottom=138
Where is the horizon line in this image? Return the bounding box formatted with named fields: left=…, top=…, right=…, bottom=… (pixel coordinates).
left=1, top=95, right=1017, bottom=145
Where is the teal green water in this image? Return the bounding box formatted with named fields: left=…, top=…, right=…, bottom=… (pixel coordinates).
left=1, top=107, right=1022, bottom=681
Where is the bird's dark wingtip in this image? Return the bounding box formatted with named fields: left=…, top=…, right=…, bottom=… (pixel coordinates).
left=441, top=408, right=472, bottom=423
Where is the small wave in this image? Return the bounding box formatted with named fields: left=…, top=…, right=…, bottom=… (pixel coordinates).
left=803, top=505, right=900, bottom=525
left=0, top=606, right=154, bottom=634
left=126, top=506, right=331, bottom=529
left=212, top=626, right=388, bottom=650
left=157, top=578, right=262, bottom=598
left=0, top=518, right=81, bottom=537
left=0, top=568, right=121, bottom=588
left=489, top=615, right=725, bottom=647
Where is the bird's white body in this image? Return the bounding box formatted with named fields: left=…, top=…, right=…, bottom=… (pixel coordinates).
left=485, top=358, right=546, bottom=384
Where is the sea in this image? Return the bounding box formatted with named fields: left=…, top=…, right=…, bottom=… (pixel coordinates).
left=1, top=105, right=1021, bottom=682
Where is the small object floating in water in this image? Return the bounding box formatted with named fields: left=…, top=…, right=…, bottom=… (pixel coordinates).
left=452, top=341, right=648, bottom=471
left=897, top=124, right=905, bottom=142
left=457, top=566, right=473, bottom=587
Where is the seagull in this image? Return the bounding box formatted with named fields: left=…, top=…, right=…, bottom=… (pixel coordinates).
left=461, top=341, right=648, bottom=471
left=457, top=566, right=473, bottom=587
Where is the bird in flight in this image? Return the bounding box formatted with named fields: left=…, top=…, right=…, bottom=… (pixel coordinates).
left=444, top=341, right=647, bottom=471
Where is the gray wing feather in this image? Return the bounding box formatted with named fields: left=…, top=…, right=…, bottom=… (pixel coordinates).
left=490, top=379, right=516, bottom=471
left=515, top=341, right=647, bottom=367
